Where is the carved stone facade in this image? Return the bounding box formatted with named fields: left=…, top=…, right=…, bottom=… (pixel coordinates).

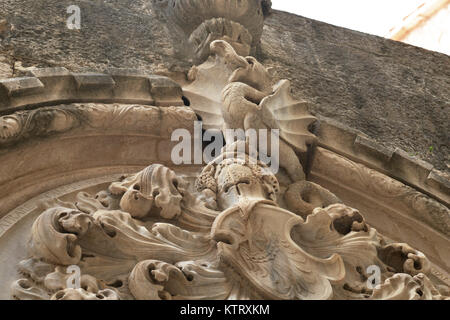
left=0, top=1, right=448, bottom=301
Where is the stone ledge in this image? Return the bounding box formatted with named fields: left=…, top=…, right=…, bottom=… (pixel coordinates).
left=105, top=68, right=154, bottom=102
left=354, top=135, right=394, bottom=164
left=427, top=170, right=450, bottom=195
left=27, top=67, right=71, bottom=79
left=148, top=75, right=184, bottom=106
left=317, top=115, right=449, bottom=206
left=0, top=69, right=184, bottom=114
left=73, top=73, right=116, bottom=90
left=0, top=77, right=45, bottom=98
left=390, top=148, right=434, bottom=187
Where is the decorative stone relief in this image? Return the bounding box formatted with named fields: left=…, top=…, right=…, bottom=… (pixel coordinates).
left=10, top=149, right=449, bottom=300
left=185, top=40, right=317, bottom=182
left=311, top=147, right=450, bottom=237
left=4, top=38, right=449, bottom=301
left=0, top=103, right=196, bottom=149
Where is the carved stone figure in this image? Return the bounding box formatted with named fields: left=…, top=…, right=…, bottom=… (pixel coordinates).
left=186, top=40, right=318, bottom=182
left=3, top=36, right=448, bottom=300
left=11, top=151, right=449, bottom=300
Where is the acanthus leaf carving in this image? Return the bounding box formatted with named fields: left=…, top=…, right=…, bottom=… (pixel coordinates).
left=7, top=38, right=449, bottom=301
left=30, top=207, right=93, bottom=266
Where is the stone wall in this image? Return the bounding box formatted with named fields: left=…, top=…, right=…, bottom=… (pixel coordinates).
left=0, top=0, right=448, bottom=171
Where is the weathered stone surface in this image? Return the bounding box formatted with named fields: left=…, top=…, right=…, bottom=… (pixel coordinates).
left=260, top=11, right=450, bottom=172
left=0, top=77, right=44, bottom=97
left=0, top=19, right=11, bottom=39
left=0, top=1, right=448, bottom=172
left=73, top=73, right=115, bottom=90
left=0, top=55, right=12, bottom=79
left=0, top=20, right=448, bottom=300
left=0, top=0, right=187, bottom=74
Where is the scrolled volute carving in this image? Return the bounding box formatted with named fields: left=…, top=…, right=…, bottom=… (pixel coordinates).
left=10, top=279, right=49, bottom=300
left=285, top=181, right=342, bottom=218
left=109, top=164, right=188, bottom=220
left=30, top=207, right=93, bottom=265
left=128, top=260, right=229, bottom=300
left=377, top=243, right=431, bottom=277
left=371, top=273, right=449, bottom=300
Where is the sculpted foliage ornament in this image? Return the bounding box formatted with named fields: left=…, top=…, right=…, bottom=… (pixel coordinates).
left=8, top=38, right=449, bottom=300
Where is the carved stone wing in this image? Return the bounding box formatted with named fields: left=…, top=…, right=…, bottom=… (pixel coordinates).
left=260, top=80, right=318, bottom=153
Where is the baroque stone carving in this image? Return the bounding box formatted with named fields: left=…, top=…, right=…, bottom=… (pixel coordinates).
left=312, top=147, right=450, bottom=237
left=0, top=103, right=196, bottom=149
left=186, top=40, right=317, bottom=182
left=153, top=0, right=272, bottom=63
left=6, top=39, right=449, bottom=301
left=11, top=153, right=449, bottom=299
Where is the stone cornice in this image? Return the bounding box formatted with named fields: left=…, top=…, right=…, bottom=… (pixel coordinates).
left=0, top=68, right=448, bottom=209
left=316, top=115, right=449, bottom=207
left=0, top=67, right=184, bottom=114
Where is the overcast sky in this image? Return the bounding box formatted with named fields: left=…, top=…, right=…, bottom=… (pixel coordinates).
left=271, top=0, right=425, bottom=37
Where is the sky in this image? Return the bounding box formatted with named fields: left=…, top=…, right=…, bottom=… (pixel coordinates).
left=271, top=0, right=426, bottom=37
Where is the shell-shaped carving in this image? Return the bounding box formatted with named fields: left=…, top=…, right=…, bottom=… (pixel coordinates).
left=260, top=80, right=318, bottom=153
left=184, top=43, right=237, bottom=130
